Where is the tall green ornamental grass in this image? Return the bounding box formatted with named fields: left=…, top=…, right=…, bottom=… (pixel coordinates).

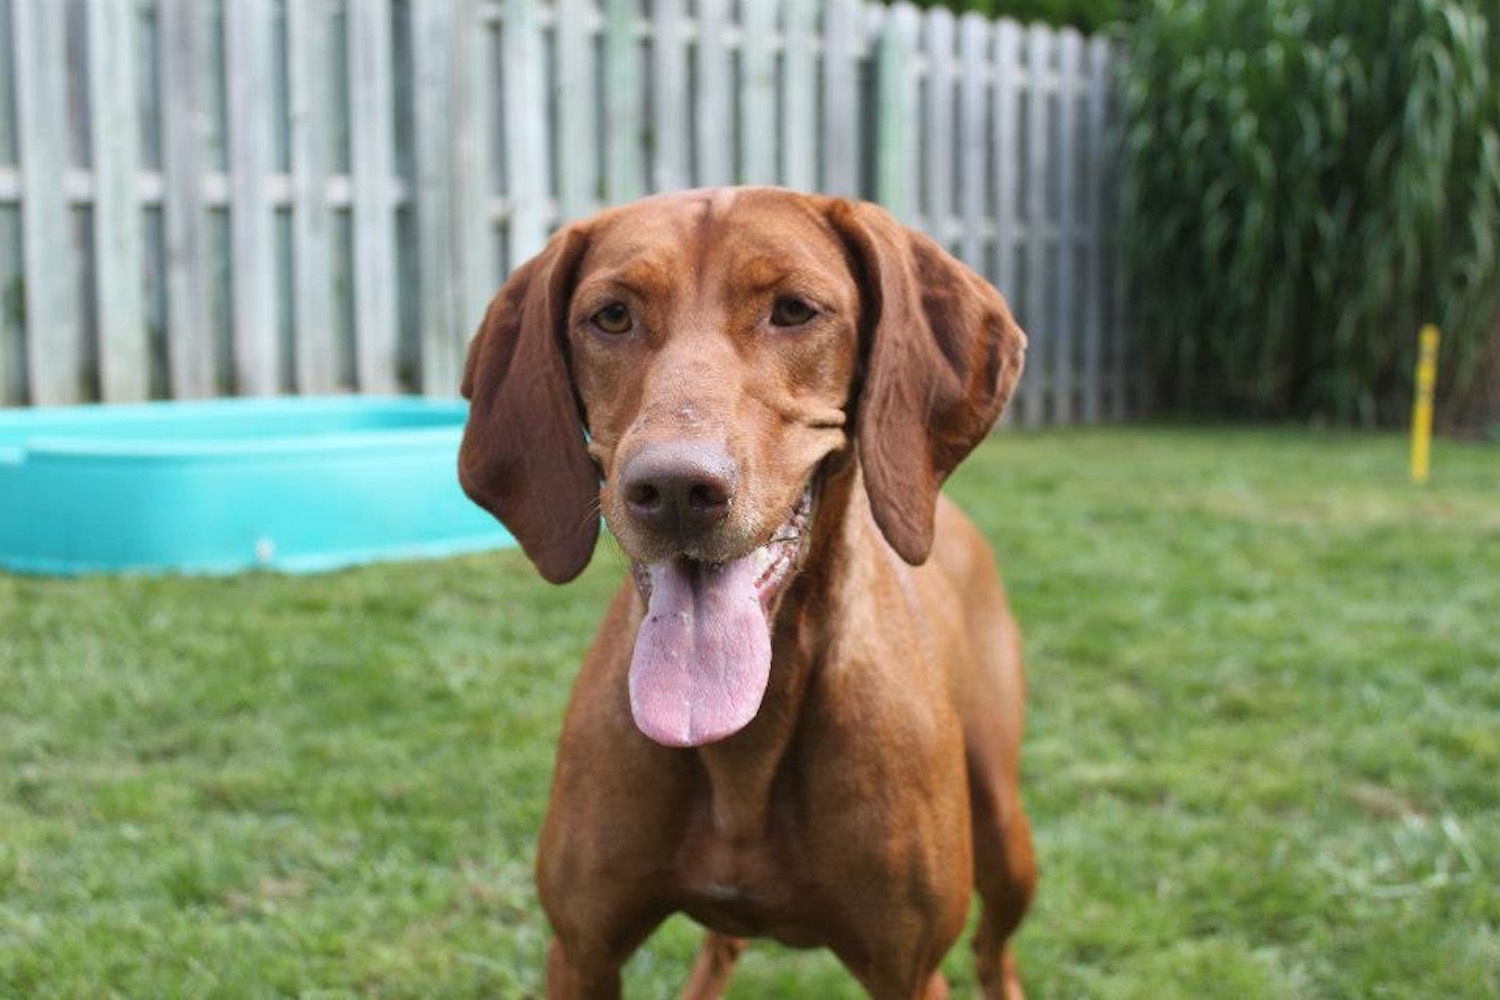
left=1120, top=0, right=1500, bottom=426
left=904, top=0, right=1144, bottom=32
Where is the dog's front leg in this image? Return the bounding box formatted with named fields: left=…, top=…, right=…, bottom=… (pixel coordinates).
left=545, top=937, right=621, bottom=999
left=543, top=903, right=667, bottom=1000
left=539, top=857, right=673, bottom=1000
left=538, top=818, right=673, bottom=1000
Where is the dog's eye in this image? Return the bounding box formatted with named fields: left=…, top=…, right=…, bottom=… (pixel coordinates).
left=770, top=297, right=817, bottom=328
left=591, top=303, right=633, bottom=335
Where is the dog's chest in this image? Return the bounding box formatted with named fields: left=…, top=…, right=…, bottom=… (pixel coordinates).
left=670, top=796, right=834, bottom=946
left=675, top=838, right=828, bottom=946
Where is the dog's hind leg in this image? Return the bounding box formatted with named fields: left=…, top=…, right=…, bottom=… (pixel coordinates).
left=967, top=778, right=1036, bottom=1000
left=679, top=932, right=747, bottom=999
left=963, top=606, right=1037, bottom=1000
left=930, top=504, right=1037, bottom=999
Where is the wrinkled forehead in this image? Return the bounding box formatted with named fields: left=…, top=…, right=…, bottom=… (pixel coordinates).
left=575, top=189, right=854, bottom=302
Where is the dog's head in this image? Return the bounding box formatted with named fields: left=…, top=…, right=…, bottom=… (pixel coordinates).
left=460, top=187, right=1025, bottom=745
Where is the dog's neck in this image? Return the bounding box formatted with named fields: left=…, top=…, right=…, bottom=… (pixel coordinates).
left=692, top=455, right=870, bottom=844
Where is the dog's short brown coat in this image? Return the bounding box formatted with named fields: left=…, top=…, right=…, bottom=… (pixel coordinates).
left=460, top=187, right=1036, bottom=998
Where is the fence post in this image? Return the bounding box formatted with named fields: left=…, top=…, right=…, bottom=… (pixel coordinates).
left=13, top=0, right=77, bottom=405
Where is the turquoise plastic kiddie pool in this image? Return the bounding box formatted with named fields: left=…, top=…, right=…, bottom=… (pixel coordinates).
left=0, top=397, right=513, bottom=575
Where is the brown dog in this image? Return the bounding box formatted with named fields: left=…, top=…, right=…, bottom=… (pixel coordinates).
left=459, top=187, right=1035, bottom=999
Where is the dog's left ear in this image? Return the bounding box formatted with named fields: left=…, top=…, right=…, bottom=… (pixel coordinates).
left=459, top=225, right=598, bottom=584
left=827, top=199, right=1027, bottom=565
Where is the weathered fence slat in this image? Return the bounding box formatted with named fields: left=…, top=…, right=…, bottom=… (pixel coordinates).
left=740, top=0, right=778, bottom=186
left=502, top=0, right=549, bottom=265
left=225, top=0, right=279, bottom=396
left=158, top=0, right=212, bottom=399
left=874, top=4, right=916, bottom=222
left=89, top=0, right=147, bottom=402
left=695, top=0, right=732, bottom=188
left=1083, top=34, right=1110, bottom=425
left=821, top=0, right=860, bottom=196
left=410, top=0, right=457, bottom=395
left=992, top=18, right=1021, bottom=426
left=782, top=0, right=818, bottom=192
left=957, top=13, right=988, bottom=271
left=0, top=7, right=18, bottom=404
left=349, top=0, right=398, bottom=394
left=992, top=18, right=1020, bottom=297
left=603, top=0, right=643, bottom=204
left=922, top=7, right=954, bottom=246
left=1052, top=28, right=1082, bottom=426
left=451, top=0, right=496, bottom=336
left=650, top=0, right=688, bottom=193
left=289, top=0, right=335, bottom=395
left=554, top=0, right=599, bottom=223
left=1022, top=23, right=1051, bottom=427
left=1099, top=39, right=1132, bottom=421
left=13, top=0, right=77, bottom=405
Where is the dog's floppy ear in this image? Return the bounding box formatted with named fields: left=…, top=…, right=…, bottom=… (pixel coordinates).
left=827, top=199, right=1026, bottom=565
left=459, top=225, right=597, bottom=583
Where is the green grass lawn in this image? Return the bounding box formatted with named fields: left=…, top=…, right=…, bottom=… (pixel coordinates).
left=2, top=428, right=1496, bottom=998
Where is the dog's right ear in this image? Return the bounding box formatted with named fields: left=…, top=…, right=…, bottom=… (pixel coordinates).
left=459, top=225, right=598, bottom=584
left=826, top=199, right=1026, bottom=566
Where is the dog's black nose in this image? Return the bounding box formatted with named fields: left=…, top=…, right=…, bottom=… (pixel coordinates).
left=619, top=443, right=737, bottom=535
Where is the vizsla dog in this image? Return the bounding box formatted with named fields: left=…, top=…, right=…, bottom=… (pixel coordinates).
left=459, top=187, right=1036, bottom=999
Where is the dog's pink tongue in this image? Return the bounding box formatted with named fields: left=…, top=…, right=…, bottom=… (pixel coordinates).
left=629, top=556, right=771, bottom=748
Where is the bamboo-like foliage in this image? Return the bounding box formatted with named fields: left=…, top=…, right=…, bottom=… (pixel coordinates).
left=905, top=1, right=1143, bottom=32
left=1120, top=0, right=1500, bottom=425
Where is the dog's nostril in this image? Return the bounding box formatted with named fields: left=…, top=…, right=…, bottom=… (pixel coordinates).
left=687, top=482, right=729, bottom=513
left=626, top=483, right=663, bottom=512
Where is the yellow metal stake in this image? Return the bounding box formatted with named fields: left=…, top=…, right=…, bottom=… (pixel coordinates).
left=1410, top=325, right=1440, bottom=485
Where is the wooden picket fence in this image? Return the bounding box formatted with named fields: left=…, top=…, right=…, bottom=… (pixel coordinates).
left=0, top=0, right=1137, bottom=424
